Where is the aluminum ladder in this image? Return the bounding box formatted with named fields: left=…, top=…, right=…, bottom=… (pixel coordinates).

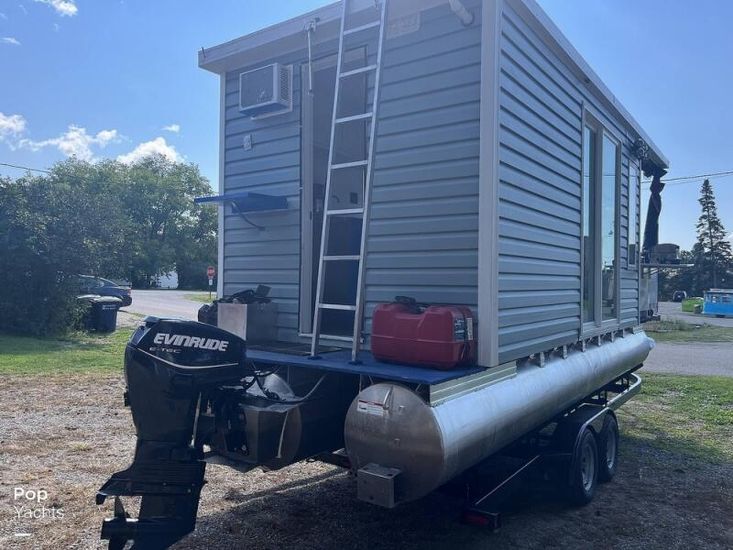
left=311, top=0, right=389, bottom=361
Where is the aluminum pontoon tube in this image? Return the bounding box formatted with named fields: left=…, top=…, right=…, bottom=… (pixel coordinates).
left=345, top=331, right=654, bottom=503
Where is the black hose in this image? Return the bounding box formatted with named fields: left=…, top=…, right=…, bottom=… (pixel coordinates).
left=253, top=372, right=328, bottom=404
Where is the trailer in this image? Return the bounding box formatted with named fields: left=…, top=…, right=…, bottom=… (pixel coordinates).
left=703, top=288, right=733, bottom=318
left=96, top=1, right=669, bottom=548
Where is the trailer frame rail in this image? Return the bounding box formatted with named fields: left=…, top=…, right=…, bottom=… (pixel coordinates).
left=460, top=370, right=641, bottom=529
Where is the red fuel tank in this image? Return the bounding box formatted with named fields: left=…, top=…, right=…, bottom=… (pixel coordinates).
left=371, top=302, right=476, bottom=370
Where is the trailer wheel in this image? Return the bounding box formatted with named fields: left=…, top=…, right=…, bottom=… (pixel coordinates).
left=597, top=415, right=619, bottom=483
left=568, top=428, right=598, bottom=506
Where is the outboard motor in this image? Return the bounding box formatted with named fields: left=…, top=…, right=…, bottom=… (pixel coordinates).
left=97, top=317, right=355, bottom=549
left=97, top=318, right=248, bottom=550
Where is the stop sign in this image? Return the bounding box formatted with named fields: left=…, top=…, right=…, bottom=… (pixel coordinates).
left=207, top=266, right=216, bottom=278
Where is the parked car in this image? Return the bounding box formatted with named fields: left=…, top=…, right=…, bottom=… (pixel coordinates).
left=77, top=275, right=132, bottom=307
left=672, top=290, right=687, bottom=302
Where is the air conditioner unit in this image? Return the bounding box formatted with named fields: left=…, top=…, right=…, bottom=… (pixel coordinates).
left=239, top=63, right=292, bottom=116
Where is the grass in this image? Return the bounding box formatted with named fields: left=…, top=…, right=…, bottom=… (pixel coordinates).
left=185, top=292, right=215, bottom=303
left=681, top=297, right=704, bottom=312
left=0, top=328, right=134, bottom=375
left=623, top=373, right=733, bottom=461
left=643, top=319, right=733, bottom=342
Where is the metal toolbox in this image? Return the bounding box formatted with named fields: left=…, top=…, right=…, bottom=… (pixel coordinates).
left=217, top=302, right=277, bottom=343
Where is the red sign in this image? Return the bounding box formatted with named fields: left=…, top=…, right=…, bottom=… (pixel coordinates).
left=207, top=266, right=216, bottom=279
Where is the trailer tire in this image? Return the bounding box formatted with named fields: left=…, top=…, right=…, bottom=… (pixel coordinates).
left=597, top=414, right=619, bottom=483
left=568, top=428, right=598, bottom=506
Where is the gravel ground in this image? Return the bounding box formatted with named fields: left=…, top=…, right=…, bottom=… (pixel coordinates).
left=643, top=342, right=733, bottom=377
left=1, top=374, right=731, bottom=550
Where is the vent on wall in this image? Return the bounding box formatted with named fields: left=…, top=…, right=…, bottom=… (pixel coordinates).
left=239, top=63, right=292, bottom=117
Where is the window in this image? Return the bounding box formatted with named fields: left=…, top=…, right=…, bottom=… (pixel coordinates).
left=601, top=135, right=618, bottom=321
left=582, top=126, right=597, bottom=325
left=582, top=112, right=620, bottom=330
left=628, top=162, right=639, bottom=266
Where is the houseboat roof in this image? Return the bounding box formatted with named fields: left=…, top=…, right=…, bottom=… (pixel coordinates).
left=198, top=0, right=669, bottom=172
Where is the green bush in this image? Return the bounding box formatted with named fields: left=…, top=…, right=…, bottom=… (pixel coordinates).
left=0, top=177, right=89, bottom=336
left=0, top=156, right=216, bottom=336
left=681, top=297, right=704, bottom=312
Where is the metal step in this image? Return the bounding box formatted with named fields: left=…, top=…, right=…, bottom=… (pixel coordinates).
left=343, top=20, right=381, bottom=36
left=331, top=160, right=368, bottom=170
left=336, top=112, right=374, bottom=124
left=318, top=303, right=358, bottom=311
left=325, top=208, right=364, bottom=216
left=340, top=64, right=378, bottom=78
left=323, top=255, right=361, bottom=261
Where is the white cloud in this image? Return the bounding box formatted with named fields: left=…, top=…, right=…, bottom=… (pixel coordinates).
left=2, top=37, right=21, bottom=46
left=19, top=125, right=120, bottom=161
left=162, top=123, right=180, bottom=133
left=53, top=22, right=60, bottom=31
left=19, top=5, right=28, bottom=15
left=0, top=116, right=182, bottom=166
left=34, top=0, right=77, bottom=17
left=0, top=12, right=8, bottom=19
left=0, top=113, right=27, bottom=143
left=117, top=137, right=182, bottom=164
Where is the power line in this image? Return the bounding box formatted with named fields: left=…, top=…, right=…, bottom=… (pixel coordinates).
left=662, top=169, right=733, bottom=182
left=642, top=169, right=733, bottom=187
left=1, top=160, right=213, bottom=193
left=0, top=162, right=53, bottom=174
left=0, top=161, right=102, bottom=185
left=4, top=159, right=733, bottom=190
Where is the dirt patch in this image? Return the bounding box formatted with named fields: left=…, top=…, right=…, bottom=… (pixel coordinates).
left=116, top=311, right=143, bottom=329
left=0, top=375, right=731, bottom=550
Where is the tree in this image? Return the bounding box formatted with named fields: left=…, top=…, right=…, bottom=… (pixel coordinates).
left=659, top=249, right=699, bottom=298
left=120, top=156, right=215, bottom=287
left=175, top=200, right=218, bottom=289
left=0, top=173, right=108, bottom=335
left=0, top=155, right=217, bottom=336
left=695, top=179, right=732, bottom=289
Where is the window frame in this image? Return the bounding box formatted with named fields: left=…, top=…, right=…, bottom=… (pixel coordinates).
left=581, top=108, right=622, bottom=334
left=580, top=118, right=599, bottom=330
left=601, top=131, right=621, bottom=325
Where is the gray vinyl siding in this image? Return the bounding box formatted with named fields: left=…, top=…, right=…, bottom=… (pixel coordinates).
left=363, top=0, right=482, bottom=340
left=217, top=0, right=646, bottom=360
left=619, top=154, right=641, bottom=325
left=497, top=1, right=639, bottom=363
left=221, top=50, right=307, bottom=342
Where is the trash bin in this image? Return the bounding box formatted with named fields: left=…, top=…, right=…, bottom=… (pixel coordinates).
left=90, top=296, right=122, bottom=332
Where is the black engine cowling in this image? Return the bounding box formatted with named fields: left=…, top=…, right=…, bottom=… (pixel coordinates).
left=125, top=318, right=247, bottom=450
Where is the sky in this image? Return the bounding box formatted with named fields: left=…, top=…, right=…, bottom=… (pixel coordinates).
left=1, top=0, right=732, bottom=250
